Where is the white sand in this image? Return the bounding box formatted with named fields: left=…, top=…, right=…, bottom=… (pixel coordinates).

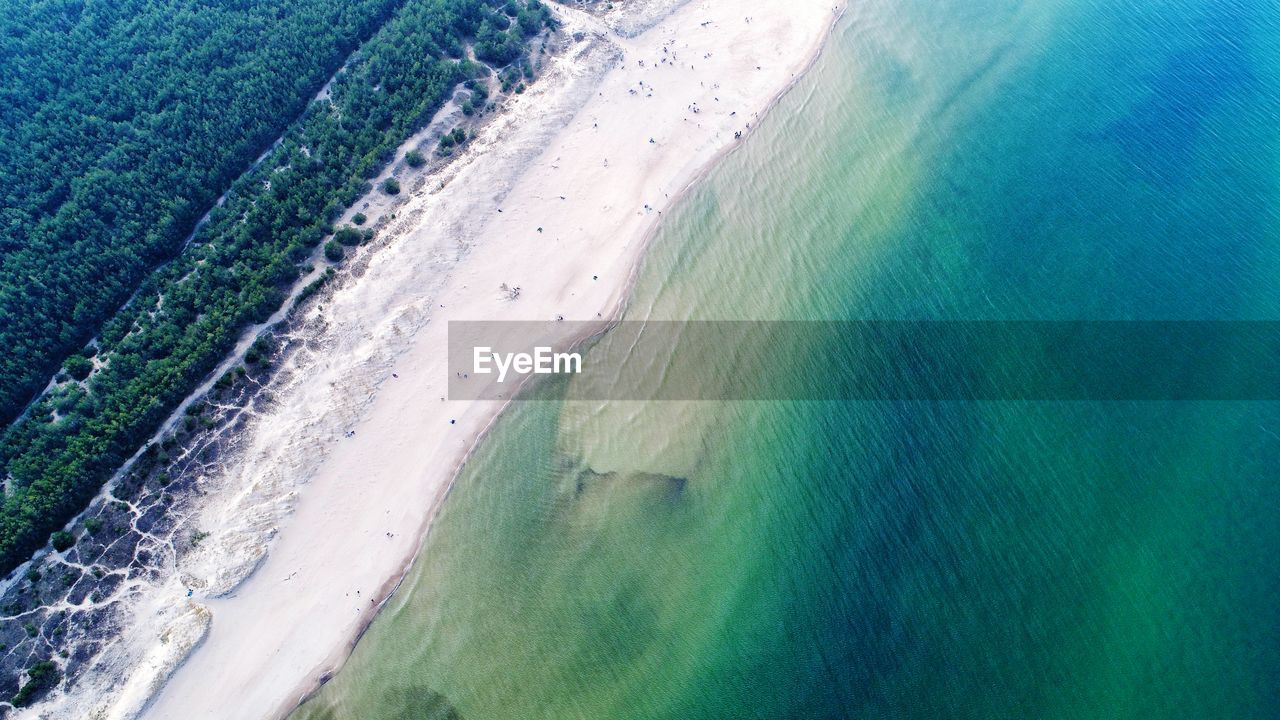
left=49, top=1, right=843, bottom=718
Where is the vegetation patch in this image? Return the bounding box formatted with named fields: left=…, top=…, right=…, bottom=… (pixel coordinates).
left=11, top=660, right=59, bottom=707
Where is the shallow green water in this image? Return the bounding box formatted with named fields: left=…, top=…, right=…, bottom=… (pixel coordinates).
left=294, top=1, right=1280, bottom=718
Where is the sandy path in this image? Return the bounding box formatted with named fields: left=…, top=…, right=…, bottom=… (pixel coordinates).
left=128, top=1, right=843, bottom=718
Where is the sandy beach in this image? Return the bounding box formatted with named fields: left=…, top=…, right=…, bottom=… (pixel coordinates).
left=27, top=1, right=842, bottom=717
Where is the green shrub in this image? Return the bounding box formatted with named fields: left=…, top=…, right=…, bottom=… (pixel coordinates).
left=405, top=150, right=426, bottom=167
left=64, top=355, right=93, bottom=381
left=381, top=178, right=401, bottom=195
left=324, top=241, right=345, bottom=263
left=12, top=661, right=58, bottom=702
left=333, top=226, right=363, bottom=246
left=50, top=531, right=74, bottom=552
left=466, top=80, right=489, bottom=102
left=299, top=268, right=336, bottom=301
left=352, top=212, right=367, bottom=225
left=245, top=336, right=271, bottom=364
left=440, top=127, right=467, bottom=151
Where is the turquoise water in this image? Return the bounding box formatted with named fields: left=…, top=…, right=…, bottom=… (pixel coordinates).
left=294, top=1, right=1280, bottom=718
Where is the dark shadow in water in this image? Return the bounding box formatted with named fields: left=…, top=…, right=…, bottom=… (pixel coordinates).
left=573, top=466, right=688, bottom=502
left=304, top=686, right=462, bottom=720
left=1100, top=11, right=1255, bottom=189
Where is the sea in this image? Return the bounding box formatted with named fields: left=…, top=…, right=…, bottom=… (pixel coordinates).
left=293, top=0, right=1280, bottom=717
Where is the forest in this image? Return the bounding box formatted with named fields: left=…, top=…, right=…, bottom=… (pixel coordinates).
left=0, top=0, right=404, bottom=426
left=0, top=0, right=554, bottom=575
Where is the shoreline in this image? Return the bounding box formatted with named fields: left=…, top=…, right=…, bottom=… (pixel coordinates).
left=30, top=1, right=846, bottom=717
left=315, top=0, right=851, bottom=699
left=345, top=0, right=848, bottom=691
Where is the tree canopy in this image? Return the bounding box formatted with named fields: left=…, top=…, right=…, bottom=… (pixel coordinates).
left=0, top=0, right=405, bottom=426
left=0, top=0, right=552, bottom=576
